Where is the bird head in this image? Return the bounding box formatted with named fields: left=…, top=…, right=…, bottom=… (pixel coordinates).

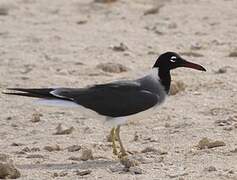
left=153, top=52, right=206, bottom=71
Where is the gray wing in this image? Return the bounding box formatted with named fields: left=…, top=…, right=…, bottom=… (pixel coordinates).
left=52, top=81, right=159, bottom=117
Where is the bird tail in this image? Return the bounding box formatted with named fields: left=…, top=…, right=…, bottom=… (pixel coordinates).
left=3, top=88, right=55, bottom=99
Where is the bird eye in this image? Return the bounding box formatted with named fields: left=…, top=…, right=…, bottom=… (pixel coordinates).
left=170, top=56, right=177, bottom=62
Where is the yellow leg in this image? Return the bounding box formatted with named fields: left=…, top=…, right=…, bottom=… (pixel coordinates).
left=115, top=125, right=127, bottom=157
left=110, top=127, right=118, bottom=155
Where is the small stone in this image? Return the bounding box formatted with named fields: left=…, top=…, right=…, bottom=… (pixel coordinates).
left=26, top=154, right=44, bottom=159
left=0, top=154, right=11, bottom=163
left=53, top=171, right=68, bottom=177
left=96, top=62, right=129, bottom=73
left=76, top=20, right=87, bottom=25
left=144, top=5, right=164, bottom=15
left=0, top=163, right=21, bottom=179
left=169, top=80, right=186, bottom=95
left=67, top=145, right=81, bottom=152
left=223, top=127, right=233, bottom=131
left=94, top=0, right=117, bottom=3
left=168, top=22, right=177, bottom=29
left=21, top=147, right=31, bottom=153
left=54, top=123, right=74, bottom=135
left=44, top=145, right=61, bottom=152
left=80, top=148, right=93, bottom=161
left=11, top=142, right=24, bottom=146
left=180, top=51, right=204, bottom=57
left=68, top=156, right=81, bottom=161
left=133, top=132, right=139, bottom=141
left=197, top=137, right=226, bottom=149
left=190, top=43, right=203, bottom=50
left=141, top=147, right=167, bottom=155
left=228, top=50, right=237, bottom=57
left=111, top=43, right=128, bottom=52
left=230, top=148, right=237, bottom=153
left=120, top=156, right=139, bottom=169
left=129, top=167, right=143, bottom=174
left=204, top=166, right=217, bottom=172
left=31, top=113, right=41, bottom=122
left=215, top=67, right=227, bottom=74
left=75, top=169, right=92, bottom=176
left=31, top=147, right=40, bottom=152
left=0, top=5, right=9, bottom=16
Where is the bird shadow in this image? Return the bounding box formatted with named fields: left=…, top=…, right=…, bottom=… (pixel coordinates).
left=16, top=159, right=118, bottom=170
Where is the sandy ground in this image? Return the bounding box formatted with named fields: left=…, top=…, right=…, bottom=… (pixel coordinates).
left=0, top=0, right=237, bottom=179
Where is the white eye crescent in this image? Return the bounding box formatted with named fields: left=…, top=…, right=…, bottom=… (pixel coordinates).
left=170, top=56, right=177, bottom=62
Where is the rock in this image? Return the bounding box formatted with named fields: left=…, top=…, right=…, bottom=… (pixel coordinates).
left=11, top=142, right=24, bottom=146
left=133, top=132, right=139, bottom=141
left=168, top=22, right=177, bottom=29
left=197, top=137, right=226, bottom=149
left=75, top=169, right=92, bottom=176
left=144, top=5, right=164, bottom=15
left=0, top=163, right=21, bottom=179
left=228, top=50, right=237, bottom=57
left=0, top=5, right=9, bottom=16
left=180, top=51, right=204, bottom=57
left=44, top=145, right=61, bottom=152
left=141, top=147, right=168, bottom=155
left=21, top=147, right=31, bottom=153
left=204, top=166, right=217, bottom=172
left=0, top=154, right=11, bottom=163
left=94, top=0, right=117, bottom=3
left=169, top=81, right=186, bottom=95
left=0, top=154, right=20, bottom=179
left=190, top=43, right=203, bottom=50
left=26, top=154, right=44, bottom=159
left=30, top=147, right=40, bottom=152
left=68, top=156, right=81, bottom=161
left=129, top=167, right=144, bottom=174
left=52, top=171, right=68, bottom=177
left=215, top=67, right=227, bottom=74
left=96, top=62, right=129, bottom=73
left=111, top=43, right=128, bottom=52
left=80, top=148, right=93, bottom=161
left=31, top=113, right=42, bottom=123
left=54, top=123, right=74, bottom=135
left=230, top=148, right=237, bottom=153
left=76, top=20, right=87, bottom=25
left=120, top=156, right=139, bottom=169
left=67, top=145, right=81, bottom=152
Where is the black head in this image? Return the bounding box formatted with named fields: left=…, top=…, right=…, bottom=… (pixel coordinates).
left=153, top=52, right=206, bottom=71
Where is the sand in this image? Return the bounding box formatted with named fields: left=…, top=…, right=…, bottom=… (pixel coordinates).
left=0, top=0, right=237, bottom=179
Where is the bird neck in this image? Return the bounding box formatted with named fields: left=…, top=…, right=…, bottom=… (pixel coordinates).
left=158, top=69, right=171, bottom=94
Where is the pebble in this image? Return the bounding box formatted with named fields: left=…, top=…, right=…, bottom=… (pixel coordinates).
left=96, top=62, right=129, bottom=73
left=0, top=154, right=20, bottom=179
left=169, top=80, right=186, bottom=95
left=215, top=67, right=227, bottom=74
left=0, top=5, right=9, bottom=16
left=31, top=113, right=42, bottom=123
left=26, top=154, right=44, bottom=159
left=54, top=124, right=74, bottom=135
left=228, top=50, right=237, bottom=57
left=180, top=51, right=204, bottom=57
left=67, top=145, right=81, bottom=152
left=204, top=166, right=217, bottom=172
left=75, top=169, right=92, bottom=176
left=80, top=148, right=93, bottom=161
left=0, top=163, right=21, bottom=179
left=44, top=145, right=61, bottom=152
left=197, top=137, right=226, bottom=149
left=144, top=5, right=164, bottom=15
left=111, top=43, right=128, bottom=52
